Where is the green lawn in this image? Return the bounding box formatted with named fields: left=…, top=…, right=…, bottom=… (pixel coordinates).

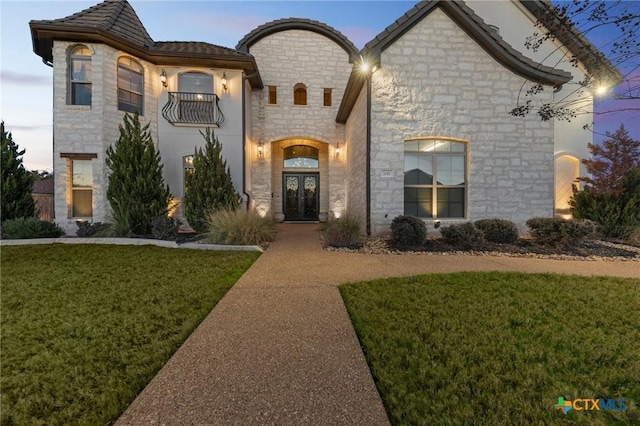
left=1, top=244, right=259, bottom=425
left=340, top=272, right=640, bottom=425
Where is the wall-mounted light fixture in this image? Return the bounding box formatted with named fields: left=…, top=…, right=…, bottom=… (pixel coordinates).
left=335, top=142, right=341, bottom=158
left=222, top=72, right=228, bottom=92
left=160, top=69, right=168, bottom=88
left=257, top=140, right=264, bottom=158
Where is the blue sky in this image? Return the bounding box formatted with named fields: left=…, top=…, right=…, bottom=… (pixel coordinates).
left=1, top=0, right=637, bottom=171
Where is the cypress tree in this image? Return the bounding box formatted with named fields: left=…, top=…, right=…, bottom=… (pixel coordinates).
left=1, top=122, right=35, bottom=222
left=106, top=113, right=171, bottom=235
left=184, top=128, right=240, bottom=232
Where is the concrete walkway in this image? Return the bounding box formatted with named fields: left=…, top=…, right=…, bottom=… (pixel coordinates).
left=117, top=224, right=640, bottom=425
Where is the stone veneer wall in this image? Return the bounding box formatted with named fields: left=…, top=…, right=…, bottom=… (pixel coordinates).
left=344, top=84, right=368, bottom=231
left=369, top=8, right=554, bottom=235
left=248, top=29, right=352, bottom=220
left=52, top=41, right=159, bottom=234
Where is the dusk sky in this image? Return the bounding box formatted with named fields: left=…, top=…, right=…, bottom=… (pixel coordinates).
left=1, top=0, right=638, bottom=172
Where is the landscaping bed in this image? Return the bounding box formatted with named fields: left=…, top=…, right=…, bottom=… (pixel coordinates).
left=327, top=235, right=640, bottom=260
left=341, top=272, right=640, bottom=425
left=0, top=244, right=259, bottom=425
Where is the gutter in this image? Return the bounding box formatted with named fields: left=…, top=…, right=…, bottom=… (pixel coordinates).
left=241, top=72, right=250, bottom=210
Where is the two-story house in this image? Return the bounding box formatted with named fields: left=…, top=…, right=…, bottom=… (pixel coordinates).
left=30, top=0, right=620, bottom=235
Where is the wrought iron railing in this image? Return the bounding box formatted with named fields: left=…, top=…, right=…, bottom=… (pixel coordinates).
left=162, top=92, right=225, bottom=126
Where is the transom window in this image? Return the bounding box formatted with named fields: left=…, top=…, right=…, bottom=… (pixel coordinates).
left=117, top=57, right=144, bottom=114
left=69, top=45, right=92, bottom=105
left=71, top=160, right=92, bottom=217
left=293, top=83, right=307, bottom=105
left=404, top=139, right=467, bottom=218
left=283, top=145, right=318, bottom=168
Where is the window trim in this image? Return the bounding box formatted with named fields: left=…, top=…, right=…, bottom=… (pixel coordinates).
left=293, top=83, right=307, bottom=106
left=323, top=88, right=332, bottom=107
left=117, top=56, right=144, bottom=115
left=68, top=44, right=92, bottom=106
left=403, top=137, right=469, bottom=219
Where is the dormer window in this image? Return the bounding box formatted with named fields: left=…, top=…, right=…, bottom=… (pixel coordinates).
left=294, top=83, right=307, bottom=105
left=117, top=57, right=144, bottom=114
left=69, top=45, right=92, bottom=106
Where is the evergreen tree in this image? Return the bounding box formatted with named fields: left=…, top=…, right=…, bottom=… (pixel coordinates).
left=578, top=124, right=640, bottom=195
left=184, top=128, right=240, bottom=232
left=106, top=113, right=171, bottom=235
left=1, top=122, right=35, bottom=222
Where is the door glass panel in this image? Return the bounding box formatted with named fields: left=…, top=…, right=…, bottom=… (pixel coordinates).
left=303, top=176, right=318, bottom=218
left=285, top=176, right=300, bottom=219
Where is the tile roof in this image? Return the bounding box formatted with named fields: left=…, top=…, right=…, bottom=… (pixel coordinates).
left=30, top=0, right=263, bottom=88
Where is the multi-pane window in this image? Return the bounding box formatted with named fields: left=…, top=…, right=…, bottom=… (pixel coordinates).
left=179, top=72, right=213, bottom=94
left=404, top=139, right=467, bottom=218
left=71, top=160, right=92, bottom=217
left=69, top=45, right=92, bottom=105
left=268, top=85, right=277, bottom=104
left=293, top=83, right=307, bottom=105
left=178, top=72, right=213, bottom=122
left=117, top=57, right=144, bottom=114
left=323, top=88, right=332, bottom=106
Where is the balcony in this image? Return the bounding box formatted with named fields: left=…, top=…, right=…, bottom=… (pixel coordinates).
left=162, top=92, right=225, bottom=126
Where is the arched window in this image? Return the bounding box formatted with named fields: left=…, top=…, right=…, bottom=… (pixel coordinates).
left=284, top=145, right=318, bottom=168
left=117, top=57, right=144, bottom=114
left=69, top=45, right=92, bottom=105
left=179, top=72, right=213, bottom=95
left=404, top=138, right=467, bottom=218
left=293, top=83, right=307, bottom=105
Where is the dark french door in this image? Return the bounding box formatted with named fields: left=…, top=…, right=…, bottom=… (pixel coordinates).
left=283, top=173, right=319, bottom=221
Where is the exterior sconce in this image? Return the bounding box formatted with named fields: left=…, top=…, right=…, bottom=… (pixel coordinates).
left=335, top=143, right=341, bottom=158
left=257, top=141, right=264, bottom=158
left=222, top=72, right=228, bottom=92
left=160, top=69, right=168, bottom=88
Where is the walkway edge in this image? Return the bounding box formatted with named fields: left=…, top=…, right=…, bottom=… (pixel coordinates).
left=0, top=238, right=263, bottom=252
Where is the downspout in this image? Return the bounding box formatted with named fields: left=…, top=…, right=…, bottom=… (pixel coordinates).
left=366, top=76, right=372, bottom=236
left=241, top=72, right=250, bottom=210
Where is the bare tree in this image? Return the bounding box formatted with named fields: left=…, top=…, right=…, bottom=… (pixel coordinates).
left=510, top=0, right=638, bottom=123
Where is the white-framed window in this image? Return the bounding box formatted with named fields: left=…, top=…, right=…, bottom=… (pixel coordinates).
left=404, top=138, right=467, bottom=218
left=71, top=159, right=93, bottom=218
left=69, top=45, right=92, bottom=105
left=179, top=72, right=213, bottom=95
left=293, top=83, right=307, bottom=105
left=117, top=57, right=144, bottom=114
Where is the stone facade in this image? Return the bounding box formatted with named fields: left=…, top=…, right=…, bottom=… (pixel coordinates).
left=52, top=41, right=159, bottom=233
left=368, top=8, right=554, bottom=234
left=247, top=29, right=353, bottom=221
left=344, top=84, right=368, bottom=229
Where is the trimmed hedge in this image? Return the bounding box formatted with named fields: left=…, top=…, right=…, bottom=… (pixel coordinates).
left=2, top=217, right=65, bottom=239
left=475, top=219, right=519, bottom=244
left=390, top=216, right=427, bottom=248
left=440, top=223, right=483, bottom=248
left=526, top=217, right=596, bottom=246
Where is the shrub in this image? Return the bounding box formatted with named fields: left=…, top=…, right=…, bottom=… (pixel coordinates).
left=390, top=215, right=427, bottom=248
left=323, top=212, right=364, bottom=248
left=440, top=223, right=483, bottom=249
left=184, top=129, right=241, bottom=233
left=526, top=217, right=596, bottom=246
left=208, top=208, right=276, bottom=245
left=106, top=113, right=171, bottom=235
left=2, top=217, right=65, bottom=239
left=570, top=168, right=640, bottom=238
left=151, top=215, right=181, bottom=241
left=76, top=221, right=112, bottom=238
left=474, top=219, right=519, bottom=244
left=1, top=122, right=35, bottom=222
left=627, top=228, right=640, bottom=246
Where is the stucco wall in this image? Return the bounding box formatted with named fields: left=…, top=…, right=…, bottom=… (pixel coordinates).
left=248, top=29, right=351, bottom=220
left=369, top=7, right=555, bottom=235
left=344, top=83, right=368, bottom=230
left=52, top=41, right=159, bottom=234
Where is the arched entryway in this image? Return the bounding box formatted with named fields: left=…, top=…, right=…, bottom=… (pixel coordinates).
left=271, top=138, right=330, bottom=222
left=555, top=154, right=580, bottom=219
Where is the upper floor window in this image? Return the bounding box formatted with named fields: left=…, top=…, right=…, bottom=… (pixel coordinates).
left=404, top=139, right=467, bottom=218
left=268, top=85, right=277, bottom=104
left=323, top=88, right=332, bottom=107
left=179, top=72, right=213, bottom=94
left=284, top=145, right=318, bottom=168
left=69, top=45, right=92, bottom=106
left=294, top=83, right=307, bottom=105
left=117, top=57, right=144, bottom=114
